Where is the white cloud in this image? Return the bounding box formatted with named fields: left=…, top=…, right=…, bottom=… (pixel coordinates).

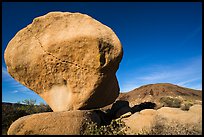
left=2, top=66, right=12, bottom=80
left=120, top=56, right=202, bottom=92
left=2, top=66, right=7, bottom=74
left=12, top=90, right=19, bottom=93
left=138, top=71, right=171, bottom=81
left=179, top=25, right=202, bottom=47
left=176, top=78, right=200, bottom=87
left=2, top=65, right=35, bottom=95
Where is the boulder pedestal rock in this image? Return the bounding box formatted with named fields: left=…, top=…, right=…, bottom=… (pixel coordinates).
left=4, top=12, right=123, bottom=111
left=7, top=110, right=101, bottom=135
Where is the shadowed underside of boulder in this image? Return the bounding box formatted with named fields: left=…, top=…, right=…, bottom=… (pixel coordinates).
left=4, top=12, right=123, bottom=111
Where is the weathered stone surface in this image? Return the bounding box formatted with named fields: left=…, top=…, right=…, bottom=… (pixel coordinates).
left=157, top=105, right=202, bottom=124
left=4, top=12, right=123, bottom=111
left=122, top=109, right=157, bottom=134
left=7, top=110, right=101, bottom=135
left=122, top=105, right=202, bottom=135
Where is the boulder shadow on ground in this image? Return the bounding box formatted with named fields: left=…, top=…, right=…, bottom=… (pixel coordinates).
left=131, top=101, right=156, bottom=113
left=94, top=100, right=156, bottom=126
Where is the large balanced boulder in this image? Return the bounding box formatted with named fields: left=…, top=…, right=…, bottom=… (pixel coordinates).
left=7, top=110, right=101, bottom=135
left=4, top=12, right=123, bottom=111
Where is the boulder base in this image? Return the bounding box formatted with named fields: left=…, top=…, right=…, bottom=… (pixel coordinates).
left=8, top=110, right=101, bottom=135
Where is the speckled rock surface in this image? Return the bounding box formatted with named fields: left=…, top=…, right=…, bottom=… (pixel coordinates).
left=4, top=12, right=123, bottom=111
left=7, top=110, right=101, bottom=135
left=122, top=105, right=202, bottom=134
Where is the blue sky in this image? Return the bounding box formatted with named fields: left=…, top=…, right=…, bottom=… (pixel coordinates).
left=2, top=2, right=202, bottom=104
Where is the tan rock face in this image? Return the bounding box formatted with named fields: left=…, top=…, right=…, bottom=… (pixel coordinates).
left=122, top=105, right=202, bottom=135
left=4, top=12, right=123, bottom=111
left=7, top=110, right=101, bottom=135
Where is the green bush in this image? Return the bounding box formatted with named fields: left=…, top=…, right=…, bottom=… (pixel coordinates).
left=83, top=118, right=127, bottom=135
left=2, top=100, right=52, bottom=135
left=22, top=99, right=36, bottom=106
left=2, top=105, right=28, bottom=135
left=180, top=101, right=194, bottom=111
left=160, top=96, right=181, bottom=108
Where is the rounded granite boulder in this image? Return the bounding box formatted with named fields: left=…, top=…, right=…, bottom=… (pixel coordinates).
left=4, top=12, right=123, bottom=111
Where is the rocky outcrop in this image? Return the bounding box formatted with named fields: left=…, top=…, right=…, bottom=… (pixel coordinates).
left=122, top=105, right=202, bottom=135
left=5, top=11, right=202, bottom=135
left=6, top=100, right=202, bottom=135
left=7, top=110, right=101, bottom=135
left=4, top=12, right=123, bottom=112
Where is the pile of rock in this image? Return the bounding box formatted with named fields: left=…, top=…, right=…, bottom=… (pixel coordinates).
left=4, top=12, right=202, bottom=135
left=5, top=12, right=123, bottom=135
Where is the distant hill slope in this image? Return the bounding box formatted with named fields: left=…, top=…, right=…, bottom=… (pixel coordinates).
left=117, top=83, right=202, bottom=107
left=2, top=102, right=25, bottom=105
left=2, top=102, right=40, bottom=107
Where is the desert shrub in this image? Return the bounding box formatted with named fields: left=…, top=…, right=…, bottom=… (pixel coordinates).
left=2, top=100, right=52, bottom=135
left=160, top=96, right=181, bottom=108
left=180, top=101, right=194, bottom=111
left=22, top=99, right=36, bottom=106
left=82, top=118, right=127, bottom=135
left=2, top=104, right=28, bottom=135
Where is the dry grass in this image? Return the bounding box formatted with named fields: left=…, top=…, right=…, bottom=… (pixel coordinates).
left=139, top=116, right=202, bottom=135
left=83, top=113, right=202, bottom=135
